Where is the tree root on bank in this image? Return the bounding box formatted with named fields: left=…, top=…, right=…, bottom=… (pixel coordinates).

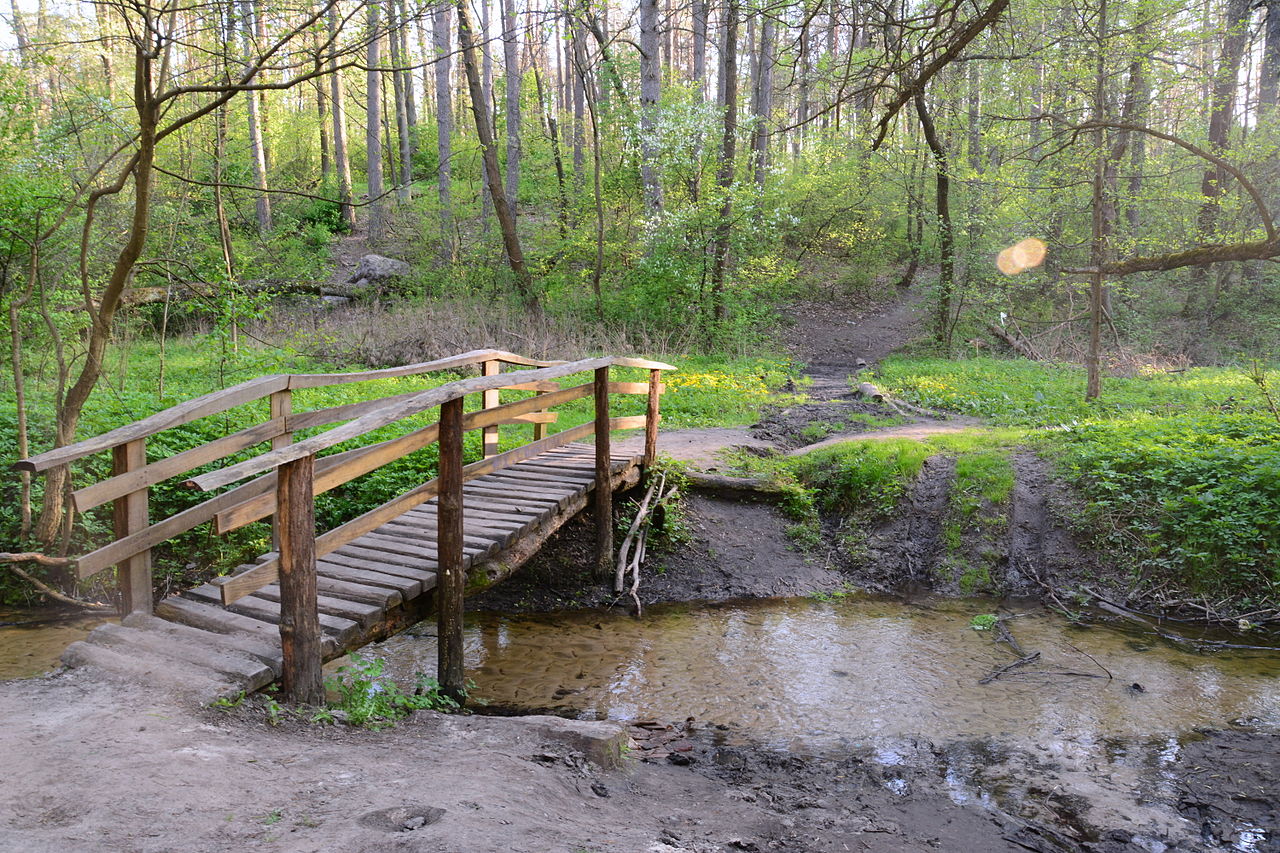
left=0, top=554, right=115, bottom=612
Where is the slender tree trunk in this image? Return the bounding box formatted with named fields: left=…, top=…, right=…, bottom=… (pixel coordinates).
left=367, top=5, right=387, bottom=240
left=1262, top=0, right=1280, bottom=111
left=708, top=0, right=739, bottom=326
left=914, top=93, right=953, bottom=351
left=639, top=0, right=664, bottom=212
left=456, top=0, right=539, bottom=311
left=502, top=0, right=521, bottom=215
left=750, top=14, right=774, bottom=188
left=434, top=2, right=456, bottom=261
left=387, top=0, right=412, bottom=202
left=328, top=5, right=356, bottom=230
left=692, top=0, right=707, bottom=97
left=37, top=53, right=159, bottom=544
left=480, top=0, right=494, bottom=228
left=312, top=27, right=331, bottom=182
left=240, top=0, right=272, bottom=234
left=530, top=38, right=569, bottom=236
left=1187, top=0, right=1251, bottom=317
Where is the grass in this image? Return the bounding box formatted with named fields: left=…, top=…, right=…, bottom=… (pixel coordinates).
left=872, top=356, right=1263, bottom=427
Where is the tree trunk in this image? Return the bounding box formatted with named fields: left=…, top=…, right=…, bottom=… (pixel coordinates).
left=367, top=5, right=386, bottom=241
left=312, top=27, right=331, bottom=183
left=37, top=52, right=159, bottom=544
left=692, top=0, right=707, bottom=98
left=708, top=0, right=739, bottom=326
left=456, top=0, right=540, bottom=312
left=1263, top=0, right=1280, bottom=111
left=503, top=0, right=521, bottom=216
left=387, top=0, right=412, bottom=202
left=328, top=6, right=356, bottom=230
left=750, top=14, right=773, bottom=188
left=639, top=0, right=664, bottom=212
left=240, top=0, right=272, bottom=235
left=434, top=2, right=456, bottom=261
left=914, top=93, right=953, bottom=351
left=1187, top=0, right=1250, bottom=317
left=530, top=36, right=569, bottom=237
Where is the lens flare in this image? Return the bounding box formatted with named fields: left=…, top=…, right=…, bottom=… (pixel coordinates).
left=997, top=238, right=1047, bottom=275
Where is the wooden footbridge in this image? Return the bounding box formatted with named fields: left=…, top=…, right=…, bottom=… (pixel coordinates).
left=13, top=350, right=674, bottom=704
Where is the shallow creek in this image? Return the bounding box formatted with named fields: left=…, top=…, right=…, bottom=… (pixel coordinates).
left=367, top=596, right=1280, bottom=749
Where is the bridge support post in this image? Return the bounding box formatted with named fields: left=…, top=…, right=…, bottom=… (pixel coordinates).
left=593, top=367, right=613, bottom=580
left=112, top=439, right=152, bottom=616
left=437, top=396, right=467, bottom=703
left=277, top=453, right=323, bottom=705
left=644, top=368, right=661, bottom=468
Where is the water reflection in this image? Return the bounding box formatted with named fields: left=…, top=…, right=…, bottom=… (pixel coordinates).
left=369, top=596, right=1280, bottom=750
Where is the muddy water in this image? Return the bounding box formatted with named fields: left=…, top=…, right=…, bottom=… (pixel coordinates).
left=370, top=597, right=1280, bottom=749
left=0, top=611, right=116, bottom=680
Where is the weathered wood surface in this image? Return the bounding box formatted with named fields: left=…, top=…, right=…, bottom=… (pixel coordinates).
left=62, top=446, right=644, bottom=701
left=15, top=349, right=572, bottom=473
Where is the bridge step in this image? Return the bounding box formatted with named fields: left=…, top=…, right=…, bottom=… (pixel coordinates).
left=154, top=596, right=339, bottom=658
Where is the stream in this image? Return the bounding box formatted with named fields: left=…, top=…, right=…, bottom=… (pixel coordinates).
left=364, top=596, right=1280, bottom=749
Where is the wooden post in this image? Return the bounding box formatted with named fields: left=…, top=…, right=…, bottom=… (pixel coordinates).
left=270, top=389, right=293, bottom=551
left=644, top=368, right=661, bottom=467
left=277, top=453, right=323, bottom=705
left=481, top=359, right=500, bottom=458
left=593, top=366, right=613, bottom=580
left=111, top=439, right=152, bottom=615
left=532, top=390, right=548, bottom=441
left=437, top=396, right=467, bottom=703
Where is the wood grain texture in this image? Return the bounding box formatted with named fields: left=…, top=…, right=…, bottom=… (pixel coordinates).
left=276, top=455, right=323, bottom=705
left=437, top=396, right=466, bottom=702
left=112, top=440, right=152, bottom=616
left=594, top=367, right=613, bottom=581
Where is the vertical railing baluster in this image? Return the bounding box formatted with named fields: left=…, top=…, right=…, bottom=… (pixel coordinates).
left=112, top=439, right=152, bottom=616
left=593, top=366, right=613, bottom=580
left=277, top=453, right=322, bottom=705
left=481, top=359, right=500, bottom=458
left=532, top=389, right=548, bottom=441
left=270, top=389, right=293, bottom=551
left=437, top=396, right=466, bottom=703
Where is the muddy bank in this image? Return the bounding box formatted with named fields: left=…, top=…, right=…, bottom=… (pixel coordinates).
left=636, top=721, right=1280, bottom=852
left=469, top=492, right=848, bottom=613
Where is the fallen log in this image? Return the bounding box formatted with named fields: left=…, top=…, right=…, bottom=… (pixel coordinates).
left=985, top=322, right=1041, bottom=360
left=854, top=382, right=884, bottom=402
left=684, top=472, right=790, bottom=502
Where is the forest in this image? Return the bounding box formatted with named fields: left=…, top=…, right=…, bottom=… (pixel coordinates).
left=1, top=0, right=1279, bottom=612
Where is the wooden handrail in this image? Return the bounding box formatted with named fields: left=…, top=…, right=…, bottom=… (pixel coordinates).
left=186, top=355, right=674, bottom=492
left=215, top=414, right=650, bottom=604
left=12, top=348, right=566, bottom=473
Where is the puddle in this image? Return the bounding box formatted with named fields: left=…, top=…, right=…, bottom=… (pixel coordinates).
left=363, top=597, right=1280, bottom=750
left=0, top=611, right=116, bottom=680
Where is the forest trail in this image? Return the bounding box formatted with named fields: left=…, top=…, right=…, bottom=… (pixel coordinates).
left=618, top=284, right=984, bottom=469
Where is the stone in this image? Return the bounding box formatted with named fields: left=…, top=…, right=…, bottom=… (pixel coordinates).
left=505, top=715, right=633, bottom=770
left=323, top=254, right=412, bottom=299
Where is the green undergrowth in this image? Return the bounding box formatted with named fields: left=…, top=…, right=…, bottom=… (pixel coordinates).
left=943, top=450, right=1016, bottom=594
left=860, top=356, right=1280, bottom=608
left=1052, top=413, right=1280, bottom=606
left=872, top=356, right=1263, bottom=427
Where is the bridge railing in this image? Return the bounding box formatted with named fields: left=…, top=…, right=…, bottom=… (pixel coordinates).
left=12, top=351, right=672, bottom=642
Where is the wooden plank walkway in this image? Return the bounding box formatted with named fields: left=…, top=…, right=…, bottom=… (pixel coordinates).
left=61, top=444, right=642, bottom=702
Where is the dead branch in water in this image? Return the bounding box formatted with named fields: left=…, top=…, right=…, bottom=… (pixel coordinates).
left=979, top=652, right=1041, bottom=684
left=0, top=558, right=115, bottom=612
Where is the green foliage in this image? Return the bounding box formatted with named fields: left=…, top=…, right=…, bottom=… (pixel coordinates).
left=794, top=439, right=934, bottom=517
left=1054, top=413, right=1280, bottom=603
left=970, top=613, right=998, bottom=631
left=873, top=356, right=1263, bottom=427
left=325, top=653, right=464, bottom=729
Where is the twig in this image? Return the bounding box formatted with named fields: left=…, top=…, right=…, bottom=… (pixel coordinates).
left=980, top=652, right=1041, bottom=684
left=0, top=562, right=115, bottom=611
